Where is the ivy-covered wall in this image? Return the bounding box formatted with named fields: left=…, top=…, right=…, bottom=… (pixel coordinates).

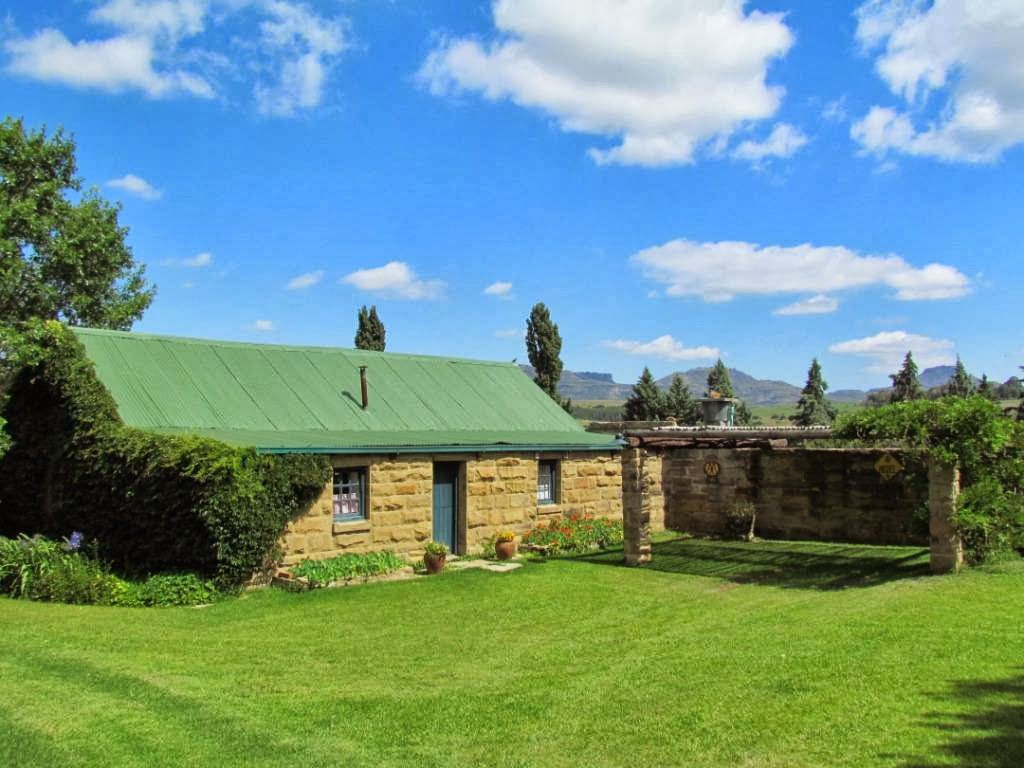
left=0, top=322, right=330, bottom=586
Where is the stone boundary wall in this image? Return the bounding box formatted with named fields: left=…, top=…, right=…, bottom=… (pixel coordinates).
left=662, top=447, right=929, bottom=546
left=280, top=450, right=622, bottom=565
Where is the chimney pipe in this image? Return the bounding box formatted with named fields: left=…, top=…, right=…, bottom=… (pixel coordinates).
left=359, top=365, right=369, bottom=409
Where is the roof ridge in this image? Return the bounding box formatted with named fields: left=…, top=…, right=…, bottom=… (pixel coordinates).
left=70, top=326, right=519, bottom=368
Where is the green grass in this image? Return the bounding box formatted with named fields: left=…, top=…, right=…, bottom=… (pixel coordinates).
left=3, top=539, right=1024, bottom=767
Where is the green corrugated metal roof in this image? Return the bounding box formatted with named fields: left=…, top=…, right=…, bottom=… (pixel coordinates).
left=72, top=328, right=620, bottom=453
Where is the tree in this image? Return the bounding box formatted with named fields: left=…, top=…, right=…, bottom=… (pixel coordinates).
left=525, top=302, right=570, bottom=411
left=354, top=305, right=385, bottom=351
left=0, top=117, right=154, bottom=351
left=976, top=374, right=996, bottom=401
left=946, top=355, right=973, bottom=397
left=890, top=351, right=923, bottom=402
left=623, top=367, right=666, bottom=421
left=664, top=374, right=697, bottom=424
left=790, top=357, right=837, bottom=426
left=705, top=359, right=735, bottom=397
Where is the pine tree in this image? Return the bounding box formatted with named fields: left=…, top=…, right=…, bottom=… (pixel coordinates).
left=705, top=359, right=735, bottom=397
left=623, top=367, right=666, bottom=421
left=977, top=374, right=996, bottom=401
left=354, top=305, right=386, bottom=351
left=946, top=355, right=973, bottom=397
left=791, top=357, right=837, bottom=426
left=525, top=302, right=570, bottom=410
left=890, top=351, right=923, bottom=402
left=664, top=374, right=697, bottom=424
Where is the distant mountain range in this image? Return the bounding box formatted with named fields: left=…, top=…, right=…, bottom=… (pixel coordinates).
left=520, top=364, right=978, bottom=406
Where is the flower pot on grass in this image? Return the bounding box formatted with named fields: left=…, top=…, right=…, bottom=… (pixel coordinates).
left=423, top=541, right=448, bottom=574
left=494, top=531, right=518, bottom=561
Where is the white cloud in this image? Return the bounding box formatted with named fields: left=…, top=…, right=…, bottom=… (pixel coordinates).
left=603, top=335, right=720, bottom=362
left=4, top=0, right=348, bottom=116
left=285, top=270, right=324, bottom=290
left=829, top=330, right=955, bottom=372
left=632, top=239, right=969, bottom=303
left=852, top=0, right=1024, bottom=162
left=731, top=123, right=808, bottom=165
left=105, top=173, right=163, bottom=200
left=253, top=1, right=348, bottom=117
left=253, top=319, right=275, bottom=331
left=182, top=251, right=213, bottom=268
left=4, top=28, right=213, bottom=98
left=341, top=261, right=445, bottom=300
left=822, top=96, right=849, bottom=123
left=494, top=328, right=523, bottom=339
left=773, top=295, right=840, bottom=316
left=419, top=0, right=794, bottom=167
left=483, top=281, right=513, bottom=298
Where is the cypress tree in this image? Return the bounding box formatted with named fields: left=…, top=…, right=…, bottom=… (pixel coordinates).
left=705, top=359, right=735, bottom=397
left=623, top=367, right=666, bottom=421
left=526, top=303, right=566, bottom=406
left=890, top=351, right=923, bottom=402
left=977, top=374, right=996, bottom=401
left=354, top=305, right=386, bottom=351
left=791, top=357, right=837, bottom=426
left=664, top=374, right=698, bottom=424
left=946, top=355, right=973, bottom=397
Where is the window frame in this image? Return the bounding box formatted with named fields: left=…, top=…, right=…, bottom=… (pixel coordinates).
left=332, top=467, right=368, bottom=523
left=537, top=459, right=560, bottom=505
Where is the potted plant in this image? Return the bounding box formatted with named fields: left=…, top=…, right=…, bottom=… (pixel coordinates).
left=494, top=531, right=518, bottom=561
left=423, top=541, right=448, bottom=574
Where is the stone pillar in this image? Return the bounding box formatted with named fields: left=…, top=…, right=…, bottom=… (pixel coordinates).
left=928, top=461, right=963, bottom=574
left=622, top=446, right=652, bottom=565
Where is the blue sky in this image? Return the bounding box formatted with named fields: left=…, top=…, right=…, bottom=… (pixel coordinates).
left=3, top=0, right=1023, bottom=390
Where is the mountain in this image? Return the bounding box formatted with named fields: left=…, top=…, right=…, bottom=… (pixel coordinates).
left=654, top=367, right=803, bottom=406
left=918, top=365, right=980, bottom=389
left=519, top=365, right=632, bottom=401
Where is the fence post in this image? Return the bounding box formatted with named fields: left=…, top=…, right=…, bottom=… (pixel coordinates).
left=928, top=460, right=963, bottom=574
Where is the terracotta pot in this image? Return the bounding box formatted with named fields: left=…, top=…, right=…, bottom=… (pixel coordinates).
left=424, top=552, right=446, bottom=574
left=495, top=540, right=518, bottom=561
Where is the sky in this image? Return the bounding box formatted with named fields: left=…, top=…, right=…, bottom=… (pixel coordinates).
left=2, top=0, right=1023, bottom=391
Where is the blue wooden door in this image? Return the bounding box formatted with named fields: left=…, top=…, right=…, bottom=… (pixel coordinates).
left=432, top=463, right=459, bottom=553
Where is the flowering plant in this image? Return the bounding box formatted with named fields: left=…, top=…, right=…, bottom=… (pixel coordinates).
left=494, top=531, right=516, bottom=543
left=423, top=541, right=449, bottom=557
left=522, top=512, right=623, bottom=555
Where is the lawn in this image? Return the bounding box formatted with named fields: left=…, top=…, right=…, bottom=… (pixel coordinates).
left=2, top=539, right=1023, bottom=767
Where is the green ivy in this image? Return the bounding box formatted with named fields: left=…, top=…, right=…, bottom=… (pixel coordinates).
left=835, top=397, right=1024, bottom=562
left=0, top=321, right=331, bottom=587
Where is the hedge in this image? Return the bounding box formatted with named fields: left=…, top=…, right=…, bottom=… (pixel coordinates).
left=0, top=321, right=330, bottom=586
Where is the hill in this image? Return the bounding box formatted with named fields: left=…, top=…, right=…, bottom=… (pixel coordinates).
left=654, top=367, right=803, bottom=406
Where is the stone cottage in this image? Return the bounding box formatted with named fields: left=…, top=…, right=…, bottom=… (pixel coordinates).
left=69, top=328, right=623, bottom=563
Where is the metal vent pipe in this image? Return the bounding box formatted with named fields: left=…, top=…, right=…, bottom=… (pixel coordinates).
left=359, top=365, right=369, bottom=409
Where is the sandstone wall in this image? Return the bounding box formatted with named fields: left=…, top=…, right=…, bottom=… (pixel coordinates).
left=662, top=447, right=928, bottom=546
left=280, top=451, right=623, bottom=564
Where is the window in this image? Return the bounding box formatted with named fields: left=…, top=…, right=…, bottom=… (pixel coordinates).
left=537, top=460, right=559, bottom=504
left=333, top=468, right=367, bottom=522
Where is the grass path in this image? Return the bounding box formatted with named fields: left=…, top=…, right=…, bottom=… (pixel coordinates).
left=2, top=540, right=1023, bottom=767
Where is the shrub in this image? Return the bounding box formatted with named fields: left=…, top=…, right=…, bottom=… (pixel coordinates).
left=0, top=534, right=218, bottom=606
left=494, top=531, right=516, bottom=543
left=522, top=512, right=623, bottom=555
left=725, top=501, right=757, bottom=541
left=0, top=322, right=331, bottom=588
left=289, top=551, right=406, bottom=588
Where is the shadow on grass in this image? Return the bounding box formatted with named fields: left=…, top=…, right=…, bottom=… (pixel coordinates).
left=896, top=672, right=1024, bottom=767
left=574, top=537, right=931, bottom=590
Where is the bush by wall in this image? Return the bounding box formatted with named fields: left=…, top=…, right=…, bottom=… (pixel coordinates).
left=522, top=512, right=623, bottom=555
left=0, top=322, right=331, bottom=587
left=836, top=397, right=1024, bottom=562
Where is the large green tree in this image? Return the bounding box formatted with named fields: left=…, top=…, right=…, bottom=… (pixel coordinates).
left=946, top=355, right=973, bottom=398
left=664, top=374, right=698, bottom=424
left=0, top=117, right=154, bottom=352
left=791, top=357, right=837, bottom=426
left=623, top=367, right=665, bottom=421
left=525, top=302, right=570, bottom=411
left=354, top=305, right=386, bottom=351
left=705, top=359, right=735, bottom=397
left=890, top=351, right=923, bottom=403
